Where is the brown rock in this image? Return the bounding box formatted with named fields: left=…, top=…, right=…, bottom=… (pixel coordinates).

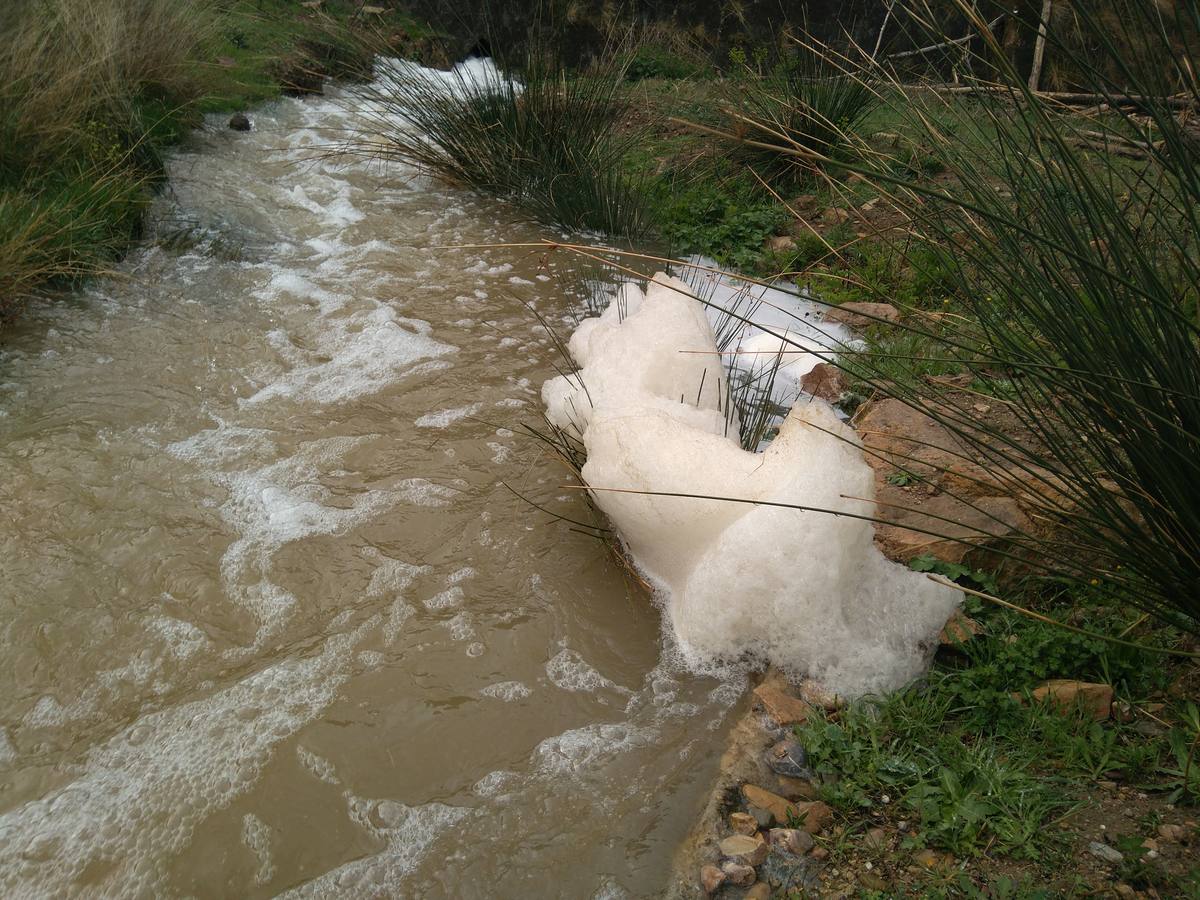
left=753, top=682, right=814, bottom=727
left=776, top=775, right=820, bottom=800
left=770, top=827, right=815, bottom=855
left=743, top=785, right=832, bottom=833
left=939, top=610, right=982, bottom=646
left=745, top=884, right=772, bottom=900
left=800, top=362, right=849, bottom=403
left=810, top=846, right=829, bottom=860
left=854, top=398, right=1037, bottom=565
left=1028, top=680, right=1113, bottom=721
left=719, top=833, right=769, bottom=866
left=823, top=302, right=901, bottom=330
left=729, top=811, right=758, bottom=836
left=821, top=207, right=851, bottom=225
left=767, top=234, right=798, bottom=253
left=721, top=861, right=757, bottom=886
left=699, top=863, right=725, bottom=894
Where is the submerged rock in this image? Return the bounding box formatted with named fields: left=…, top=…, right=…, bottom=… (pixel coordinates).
left=228, top=113, right=251, bottom=131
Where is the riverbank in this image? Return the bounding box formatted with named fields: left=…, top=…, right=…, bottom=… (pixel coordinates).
left=0, top=0, right=435, bottom=322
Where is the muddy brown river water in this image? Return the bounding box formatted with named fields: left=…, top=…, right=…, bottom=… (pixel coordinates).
left=0, top=72, right=743, bottom=898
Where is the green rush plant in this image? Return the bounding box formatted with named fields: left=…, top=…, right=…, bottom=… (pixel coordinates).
left=344, top=38, right=656, bottom=239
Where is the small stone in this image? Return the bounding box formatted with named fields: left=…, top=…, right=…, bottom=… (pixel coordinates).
left=753, top=683, right=814, bottom=727
left=699, top=864, right=725, bottom=894
left=721, top=860, right=756, bottom=886
left=897, top=820, right=910, bottom=833
left=719, top=833, right=769, bottom=866
left=769, top=827, right=815, bottom=855
left=1028, top=680, right=1113, bottom=720
left=228, top=113, right=251, bottom=132
left=1099, top=780, right=1118, bottom=791
left=1141, top=837, right=1159, bottom=853
left=776, top=775, right=820, bottom=800
left=765, top=740, right=809, bottom=778
left=821, top=207, right=851, bottom=225
left=767, top=234, right=798, bottom=253
left=729, top=812, right=758, bottom=836
left=1115, top=885, right=1136, bottom=898
left=939, top=610, right=982, bottom=646
left=863, top=827, right=888, bottom=852
left=810, top=846, right=829, bottom=860
left=1087, top=841, right=1124, bottom=864
left=745, top=884, right=772, bottom=900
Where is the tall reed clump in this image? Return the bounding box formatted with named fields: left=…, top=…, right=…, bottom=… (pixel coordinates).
left=347, top=40, right=656, bottom=239
left=717, top=39, right=878, bottom=183
left=823, top=0, right=1200, bottom=633
left=0, top=0, right=215, bottom=315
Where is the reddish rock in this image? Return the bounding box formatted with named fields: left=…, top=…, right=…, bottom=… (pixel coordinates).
left=753, top=682, right=814, bottom=727
left=800, top=362, right=849, bottom=403
left=699, top=863, right=725, bottom=894
left=822, top=301, right=901, bottom=329
left=1027, top=679, right=1113, bottom=720
left=854, top=398, right=1036, bottom=565
left=742, top=785, right=832, bottom=834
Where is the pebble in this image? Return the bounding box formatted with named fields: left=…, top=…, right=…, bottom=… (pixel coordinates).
left=912, top=848, right=940, bottom=869
left=721, top=861, right=756, bottom=886
left=811, top=847, right=829, bottom=860
left=1115, top=884, right=1136, bottom=898
left=1087, top=841, right=1124, bottom=864
left=769, top=827, right=814, bottom=855
left=699, top=864, right=724, bottom=894
left=745, top=884, right=771, bottom=900
left=776, top=775, right=820, bottom=801
left=729, top=812, right=757, bottom=836
left=764, top=740, right=809, bottom=778
left=228, top=113, right=251, bottom=132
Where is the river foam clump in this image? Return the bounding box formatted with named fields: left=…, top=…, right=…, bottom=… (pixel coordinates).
left=541, top=273, right=961, bottom=697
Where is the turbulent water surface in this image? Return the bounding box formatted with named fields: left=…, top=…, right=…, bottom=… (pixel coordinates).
left=0, top=76, right=742, bottom=898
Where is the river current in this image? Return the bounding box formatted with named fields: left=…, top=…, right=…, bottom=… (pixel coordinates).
left=0, top=73, right=741, bottom=898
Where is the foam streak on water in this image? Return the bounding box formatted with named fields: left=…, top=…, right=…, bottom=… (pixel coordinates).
left=0, top=62, right=740, bottom=898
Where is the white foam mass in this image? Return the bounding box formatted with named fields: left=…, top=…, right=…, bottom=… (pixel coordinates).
left=541, top=273, right=961, bottom=697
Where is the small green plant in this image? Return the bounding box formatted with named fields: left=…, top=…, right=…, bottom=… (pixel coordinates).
left=886, top=469, right=917, bottom=486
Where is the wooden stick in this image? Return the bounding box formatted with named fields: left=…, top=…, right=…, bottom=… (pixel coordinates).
left=1029, top=0, right=1053, bottom=92
left=886, top=14, right=1005, bottom=60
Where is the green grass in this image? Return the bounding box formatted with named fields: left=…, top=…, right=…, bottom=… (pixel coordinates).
left=794, top=573, right=1197, bottom=887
